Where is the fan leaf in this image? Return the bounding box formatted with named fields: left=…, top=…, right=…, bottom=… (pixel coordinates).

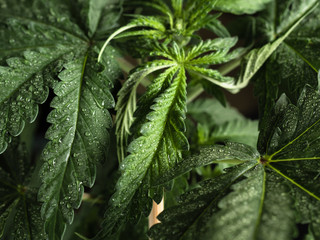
left=150, top=85, right=320, bottom=240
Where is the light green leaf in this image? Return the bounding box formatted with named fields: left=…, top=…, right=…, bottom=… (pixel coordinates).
left=95, top=66, right=187, bottom=238
left=212, top=0, right=272, bottom=15
left=204, top=119, right=258, bottom=148
left=115, top=61, right=176, bottom=162
left=187, top=98, right=244, bottom=125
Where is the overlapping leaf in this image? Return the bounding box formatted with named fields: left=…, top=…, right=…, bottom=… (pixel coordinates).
left=187, top=98, right=258, bottom=148
left=239, top=0, right=319, bottom=85
left=1, top=0, right=122, bottom=239
left=254, top=5, right=320, bottom=122
left=150, top=85, right=320, bottom=240
left=0, top=142, right=47, bottom=239
left=0, top=0, right=88, bottom=154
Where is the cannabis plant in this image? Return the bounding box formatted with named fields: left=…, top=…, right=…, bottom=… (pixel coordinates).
left=1, top=0, right=320, bottom=239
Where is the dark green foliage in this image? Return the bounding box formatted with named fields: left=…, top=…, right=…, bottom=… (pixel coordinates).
left=0, top=141, right=46, bottom=239
left=150, top=86, right=320, bottom=240
left=1, top=0, right=320, bottom=239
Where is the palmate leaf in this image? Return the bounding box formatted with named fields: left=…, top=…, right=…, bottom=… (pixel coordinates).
left=1, top=0, right=122, bottom=239
left=239, top=0, right=319, bottom=85
left=0, top=141, right=47, bottom=239
left=115, top=38, right=242, bottom=162
left=0, top=0, right=87, bottom=154
left=99, top=0, right=236, bottom=60
left=254, top=5, right=320, bottom=123
left=150, top=85, right=320, bottom=240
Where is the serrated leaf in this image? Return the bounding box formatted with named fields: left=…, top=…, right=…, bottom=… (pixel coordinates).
left=0, top=1, right=121, bottom=238
left=254, top=5, right=320, bottom=122
left=186, top=98, right=258, bottom=147
left=38, top=47, right=117, bottom=239
left=204, top=119, right=258, bottom=148
left=0, top=142, right=47, bottom=239
left=203, top=167, right=296, bottom=240
left=115, top=61, right=176, bottom=161
left=95, top=66, right=187, bottom=238
left=254, top=43, right=318, bottom=125
left=212, top=0, right=272, bottom=15
left=239, top=0, right=319, bottom=85
left=285, top=5, right=320, bottom=72
left=187, top=98, right=244, bottom=125
left=0, top=0, right=88, bottom=154
left=148, top=161, right=258, bottom=240
left=150, top=85, right=320, bottom=239
left=152, top=142, right=259, bottom=186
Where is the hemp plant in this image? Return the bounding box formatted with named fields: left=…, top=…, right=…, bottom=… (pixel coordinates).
left=0, top=0, right=320, bottom=239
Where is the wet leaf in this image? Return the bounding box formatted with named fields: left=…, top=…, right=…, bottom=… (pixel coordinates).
left=150, top=85, right=320, bottom=240
left=0, top=142, right=47, bottom=239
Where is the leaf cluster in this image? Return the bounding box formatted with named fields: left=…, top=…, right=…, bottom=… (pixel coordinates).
left=1, top=0, right=320, bottom=240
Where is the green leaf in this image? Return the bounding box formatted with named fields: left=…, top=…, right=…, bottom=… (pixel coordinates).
left=0, top=0, right=90, bottom=154
left=187, top=98, right=244, bottom=125
left=38, top=47, right=117, bottom=239
left=148, top=161, right=258, bottom=240
left=78, top=0, right=123, bottom=37
left=150, top=85, right=320, bottom=239
left=115, top=61, right=176, bottom=162
left=212, top=0, right=272, bottom=15
left=0, top=1, right=121, bottom=238
left=239, top=0, right=319, bottom=85
left=95, top=66, right=187, bottom=238
left=100, top=34, right=252, bottom=239
left=187, top=98, right=259, bottom=148
left=0, top=141, right=47, bottom=239
left=203, top=167, right=296, bottom=240
left=0, top=47, right=71, bottom=154
left=253, top=3, right=320, bottom=123
left=285, top=5, right=320, bottom=72
left=254, top=43, right=318, bottom=125
left=152, top=142, right=259, bottom=186
left=203, top=119, right=258, bottom=148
